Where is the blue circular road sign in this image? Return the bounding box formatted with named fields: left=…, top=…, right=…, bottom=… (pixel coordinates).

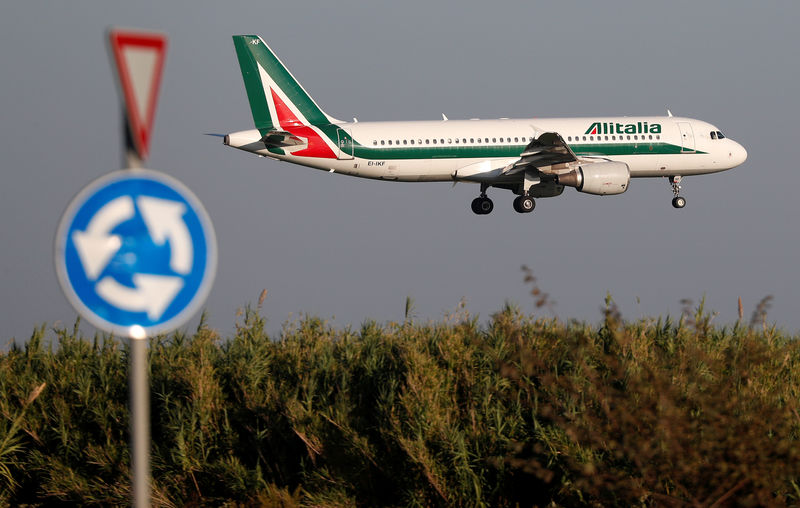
left=55, top=169, right=216, bottom=338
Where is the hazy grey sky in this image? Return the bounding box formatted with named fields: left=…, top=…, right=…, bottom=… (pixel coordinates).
left=2, top=1, right=798, bottom=342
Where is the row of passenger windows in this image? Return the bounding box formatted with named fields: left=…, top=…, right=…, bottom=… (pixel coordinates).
left=567, top=134, right=661, bottom=142
left=369, top=134, right=663, bottom=147
left=372, top=136, right=534, bottom=146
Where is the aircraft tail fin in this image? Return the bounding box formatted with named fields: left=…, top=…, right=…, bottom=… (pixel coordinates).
left=232, top=35, right=339, bottom=131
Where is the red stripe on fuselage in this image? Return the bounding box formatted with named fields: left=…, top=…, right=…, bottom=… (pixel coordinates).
left=271, top=89, right=336, bottom=159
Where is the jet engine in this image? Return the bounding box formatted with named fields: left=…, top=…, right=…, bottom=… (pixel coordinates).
left=557, top=162, right=630, bottom=195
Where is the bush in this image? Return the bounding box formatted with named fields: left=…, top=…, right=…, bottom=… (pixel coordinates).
left=0, top=300, right=798, bottom=506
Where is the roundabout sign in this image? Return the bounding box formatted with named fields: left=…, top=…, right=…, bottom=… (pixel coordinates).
left=55, top=169, right=216, bottom=338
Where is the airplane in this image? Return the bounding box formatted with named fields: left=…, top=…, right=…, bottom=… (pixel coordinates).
left=221, top=35, right=747, bottom=214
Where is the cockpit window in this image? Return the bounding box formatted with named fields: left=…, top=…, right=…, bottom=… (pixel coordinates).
left=710, top=131, right=717, bottom=140
left=716, top=131, right=725, bottom=139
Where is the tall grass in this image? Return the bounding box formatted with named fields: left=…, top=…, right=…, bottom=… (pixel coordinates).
left=0, top=296, right=798, bottom=506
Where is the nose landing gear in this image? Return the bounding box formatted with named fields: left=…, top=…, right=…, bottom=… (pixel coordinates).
left=670, top=176, right=686, bottom=209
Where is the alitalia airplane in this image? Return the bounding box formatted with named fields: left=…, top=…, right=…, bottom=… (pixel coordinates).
left=221, top=35, right=747, bottom=214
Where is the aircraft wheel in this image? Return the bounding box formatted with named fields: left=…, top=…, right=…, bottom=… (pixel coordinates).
left=472, top=197, right=493, bottom=215
left=471, top=197, right=482, bottom=214
left=479, top=197, right=493, bottom=214
left=513, top=196, right=535, bottom=213
left=672, top=196, right=686, bottom=209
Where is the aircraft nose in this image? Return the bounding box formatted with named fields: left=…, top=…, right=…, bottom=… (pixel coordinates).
left=731, top=141, right=747, bottom=166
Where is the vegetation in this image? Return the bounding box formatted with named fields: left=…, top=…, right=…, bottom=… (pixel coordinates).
left=1, top=286, right=799, bottom=506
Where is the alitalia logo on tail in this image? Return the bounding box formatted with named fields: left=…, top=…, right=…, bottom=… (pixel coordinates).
left=586, top=122, right=662, bottom=135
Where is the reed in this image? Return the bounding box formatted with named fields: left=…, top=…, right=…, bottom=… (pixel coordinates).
left=0, top=295, right=797, bottom=506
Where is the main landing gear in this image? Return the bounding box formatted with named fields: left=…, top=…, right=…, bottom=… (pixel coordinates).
left=471, top=183, right=493, bottom=215
left=670, top=176, right=686, bottom=209
left=471, top=184, right=536, bottom=215
left=471, top=195, right=494, bottom=215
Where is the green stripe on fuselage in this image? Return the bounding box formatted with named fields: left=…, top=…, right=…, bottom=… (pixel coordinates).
left=347, top=142, right=703, bottom=160
left=571, top=142, right=705, bottom=156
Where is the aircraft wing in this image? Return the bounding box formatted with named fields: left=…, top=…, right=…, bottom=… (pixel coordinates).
left=503, top=132, right=578, bottom=175
left=260, top=130, right=305, bottom=148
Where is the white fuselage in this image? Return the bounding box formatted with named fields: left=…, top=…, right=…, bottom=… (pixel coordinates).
left=225, top=116, right=747, bottom=184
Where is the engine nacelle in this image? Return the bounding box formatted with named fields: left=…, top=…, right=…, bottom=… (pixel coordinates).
left=557, top=162, right=630, bottom=195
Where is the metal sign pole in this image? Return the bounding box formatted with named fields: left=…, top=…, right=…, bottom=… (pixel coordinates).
left=129, top=331, right=150, bottom=508
left=123, top=98, right=148, bottom=508
left=124, top=120, right=144, bottom=170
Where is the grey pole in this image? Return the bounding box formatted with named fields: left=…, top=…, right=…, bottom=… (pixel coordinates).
left=129, top=335, right=151, bottom=508
left=124, top=119, right=144, bottom=169
left=124, top=119, right=149, bottom=508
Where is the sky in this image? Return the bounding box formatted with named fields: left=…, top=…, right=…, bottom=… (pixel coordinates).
left=2, top=1, right=798, bottom=343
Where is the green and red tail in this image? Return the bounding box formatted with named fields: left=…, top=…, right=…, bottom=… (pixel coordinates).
left=232, top=35, right=342, bottom=158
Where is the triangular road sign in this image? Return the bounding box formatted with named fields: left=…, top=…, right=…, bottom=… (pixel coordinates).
left=108, top=28, right=167, bottom=161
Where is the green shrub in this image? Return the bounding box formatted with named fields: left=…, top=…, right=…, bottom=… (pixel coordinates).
left=0, top=299, right=797, bottom=506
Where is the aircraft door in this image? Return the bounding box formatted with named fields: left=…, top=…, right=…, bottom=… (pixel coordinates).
left=677, top=122, right=695, bottom=153
left=337, top=128, right=354, bottom=160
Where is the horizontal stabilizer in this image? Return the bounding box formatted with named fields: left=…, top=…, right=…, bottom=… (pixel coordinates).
left=261, top=130, right=306, bottom=147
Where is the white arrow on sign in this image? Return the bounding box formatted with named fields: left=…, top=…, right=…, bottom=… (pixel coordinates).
left=72, top=196, right=135, bottom=280
left=137, top=196, right=193, bottom=275
left=96, top=274, right=184, bottom=320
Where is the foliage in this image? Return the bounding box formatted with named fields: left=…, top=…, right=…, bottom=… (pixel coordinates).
left=0, top=298, right=799, bottom=506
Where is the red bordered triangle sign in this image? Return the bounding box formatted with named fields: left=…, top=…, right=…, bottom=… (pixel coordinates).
left=108, top=28, right=167, bottom=161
